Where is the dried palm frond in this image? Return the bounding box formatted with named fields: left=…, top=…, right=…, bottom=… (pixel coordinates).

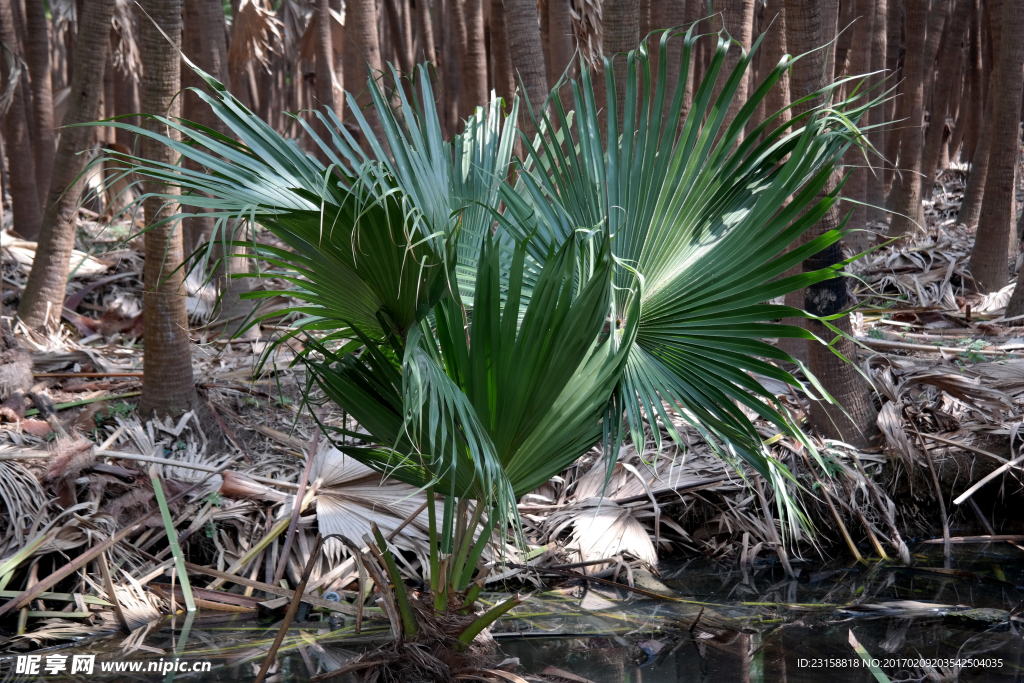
left=0, top=458, right=50, bottom=554
left=310, top=442, right=434, bottom=565
left=227, top=0, right=284, bottom=72
left=295, top=5, right=344, bottom=65
left=570, top=0, right=602, bottom=67
left=83, top=569, right=163, bottom=629
left=110, top=0, right=141, bottom=77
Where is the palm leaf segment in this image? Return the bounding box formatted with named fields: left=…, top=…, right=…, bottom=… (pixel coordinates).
left=500, top=25, right=873, bottom=498
left=100, top=24, right=870, bottom=538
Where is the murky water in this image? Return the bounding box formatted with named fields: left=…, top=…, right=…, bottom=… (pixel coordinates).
left=4, top=544, right=1024, bottom=681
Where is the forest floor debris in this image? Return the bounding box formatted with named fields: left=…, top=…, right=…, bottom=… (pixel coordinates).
left=0, top=190, right=1022, bottom=651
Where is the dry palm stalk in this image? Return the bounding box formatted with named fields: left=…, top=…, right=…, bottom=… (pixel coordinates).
left=836, top=474, right=889, bottom=561
left=910, top=421, right=951, bottom=565
left=846, top=450, right=911, bottom=564
left=272, top=416, right=320, bottom=586
left=0, top=456, right=239, bottom=619
left=792, top=445, right=864, bottom=563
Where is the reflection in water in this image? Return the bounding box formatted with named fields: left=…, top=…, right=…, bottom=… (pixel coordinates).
left=2, top=544, right=1024, bottom=681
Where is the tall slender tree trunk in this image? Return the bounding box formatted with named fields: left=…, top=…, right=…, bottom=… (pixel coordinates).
left=0, top=0, right=41, bottom=238
left=182, top=0, right=258, bottom=340
left=419, top=0, right=436, bottom=64
left=547, top=0, right=575, bottom=111
left=113, top=65, right=139, bottom=151
left=882, top=0, right=902, bottom=189
left=921, top=0, right=969, bottom=200
left=489, top=0, right=515, bottom=107
left=653, top=0, right=689, bottom=122
left=18, top=0, right=116, bottom=329
left=712, top=0, right=755, bottom=134
left=841, top=0, right=874, bottom=252
left=866, top=0, right=887, bottom=224
left=456, top=0, right=487, bottom=121
left=958, top=0, right=983, bottom=162
left=968, top=0, right=1024, bottom=293
left=347, top=0, right=385, bottom=140
left=138, top=0, right=197, bottom=416
left=957, top=0, right=1001, bottom=228
left=504, top=0, right=548, bottom=135
left=785, top=0, right=878, bottom=449
left=25, top=0, right=54, bottom=209
left=888, top=0, right=929, bottom=235
left=604, top=0, right=640, bottom=131
left=315, top=0, right=340, bottom=124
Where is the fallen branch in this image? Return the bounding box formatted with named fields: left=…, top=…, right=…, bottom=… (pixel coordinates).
left=254, top=534, right=323, bottom=683
left=854, top=336, right=1020, bottom=357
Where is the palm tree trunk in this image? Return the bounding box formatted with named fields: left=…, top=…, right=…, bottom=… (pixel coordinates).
left=921, top=0, right=951, bottom=109
left=866, top=0, right=887, bottom=224
left=882, top=0, right=902, bottom=189
left=957, top=0, right=983, bottom=163
left=0, top=0, right=41, bottom=239
left=25, top=0, right=54, bottom=209
left=419, top=0, right=437, bottom=64
left=17, top=0, right=116, bottom=329
left=113, top=64, right=139, bottom=151
left=315, top=0, right=340, bottom=123
left=921, top=0, right=969, bottom=200
left=383, top=0, right=414, bottom=74
left=967, top=0, right=1024, bottom=293
left=785, top=0, right=877, bottom=448
left=714, top=0, right=756, bottom=133
left=138, top=0, right=197, bottom=416
left=456, top=0, right=487, bottom=121
left=841, top=0, right=874, bottom=253
left=888, top=0, right=929, bottom=235
left=347, top=0, right=385, bottom=140
left=547, top=0, right=575, bottom=99
left=653, top=0, right=688, bottom=122
left=503, top=0, right=548, bottom=135
left=957, top=0, right=1001, bottom=228
left=489, top=0, right=515, bottom=107
left=604, top=0, right=640, bottom=131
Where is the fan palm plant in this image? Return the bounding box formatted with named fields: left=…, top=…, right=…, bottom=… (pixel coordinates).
left=98, top=22, right=875, bottom=660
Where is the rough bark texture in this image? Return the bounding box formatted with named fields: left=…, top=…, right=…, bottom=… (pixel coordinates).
left=489, top=0, right=515, bottom=108
left=957, top=0, right=1000, bottom=228
left=958, top=0, right=983, bottom=163
left=547, top=0, right=576, bottom=112
left=604, top=0, right=640, bottom=131
left=0, top=0, right=41, bottom=238
left=18, top=0, right=116, bottom=329
left=865, top=0, right=887, bottom=224
left=182, top=0, right=258, bottom=340
left=785, top=0, right=878, bottom=447
left=761, top=2, right=790, bottom=130
left=921, top=0, right=969, bottom=200
left=138, top=0, right=197, bottom=417
left=419, top=0, right=436, bottom=64
left=113, top=64, right=140, bottom=151
left=967, top=0, right=1024, bottom=293
left=714, top=0, right=756, bottom=133
left=347, top=0, right=385, bottom=140
left=841, top=0, right=874, bottom=252
left=457, top=0, right=487, bottom=121
left=882, top=0, right=903, bottom=188
left=25, top=0, right=54, bottom=208
left=888, top=0, right=929, bottom=235
left=1007, top=241, right=1024, bottom=318
left=504, top=0, right=548, bottom=134
left=315, top=0, right=340, bottom=123
left=653, top=0, right=689, bottom=122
